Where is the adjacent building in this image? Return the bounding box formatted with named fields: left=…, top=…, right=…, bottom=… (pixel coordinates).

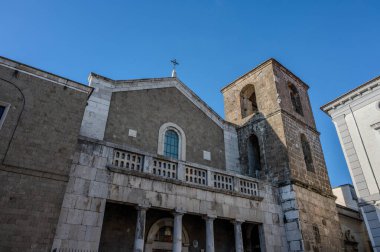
left=0, top=56, right=345, bottom=251
left=322, top=76, right=380, bottom=251
left=0, top=57, right=92, bottom=251
left=333, top=184, right=372, bottom=251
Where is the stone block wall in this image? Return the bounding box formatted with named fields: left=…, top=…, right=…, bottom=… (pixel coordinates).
left=52, top=142, right=109, bottom=251
left=272, top=62, right=316, bottom=129
left=0, top=61, right=91, bottom=175
left=0, top=170, right=67, bottom=252
left=104, top=87, right=226, bottom=170
left=237, top=113, right=290, bottom=182
left=280, top=184, right=343, bottom=252
left=0, top=57, right=92, bottom=251
left=282, top=113, right=332, bottom=193
left=221, top=60, right=280, bottom=126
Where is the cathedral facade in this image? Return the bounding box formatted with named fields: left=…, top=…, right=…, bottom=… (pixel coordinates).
left=0, top=56, right=343, bottom=251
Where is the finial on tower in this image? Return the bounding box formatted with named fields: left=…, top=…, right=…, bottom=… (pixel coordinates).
left=171, top=59, right=179, bottom=77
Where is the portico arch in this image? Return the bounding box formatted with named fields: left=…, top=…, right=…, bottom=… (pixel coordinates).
left=145, top=218, right=190, bottom=252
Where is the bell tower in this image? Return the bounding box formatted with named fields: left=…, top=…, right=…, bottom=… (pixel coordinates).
left=221, top=59, right=343, bottom=251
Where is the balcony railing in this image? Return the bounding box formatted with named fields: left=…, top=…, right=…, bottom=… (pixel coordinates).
left=109, top=148, right=259, bottom=198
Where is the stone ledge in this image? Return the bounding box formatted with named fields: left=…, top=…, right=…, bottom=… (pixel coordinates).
left=279, top=179, right=336, bottom=200
left=0, top=164, right=69, bottom=182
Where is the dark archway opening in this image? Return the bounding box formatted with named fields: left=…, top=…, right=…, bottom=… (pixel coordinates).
left=243, top=223, right=262, bottom=252
left=288, top=83, right=303, bottom=116
left=301, top=134, right=314, bottom=172
left=247, top=134, right=261, bottom=177
left=240, top=85, right=258, bottom=118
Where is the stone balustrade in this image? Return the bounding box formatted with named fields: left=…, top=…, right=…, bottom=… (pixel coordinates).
left=109, top=148, right=259, bottom=198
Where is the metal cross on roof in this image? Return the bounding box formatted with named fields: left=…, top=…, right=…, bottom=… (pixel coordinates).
left=171, top=59, right=179, bottom=69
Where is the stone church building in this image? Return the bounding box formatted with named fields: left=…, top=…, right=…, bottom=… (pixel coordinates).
left=0, top=56, right=344, bottom=251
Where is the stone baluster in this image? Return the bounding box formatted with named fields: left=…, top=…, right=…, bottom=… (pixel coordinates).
left=207, top=170, right=213, bottom=187
left=233, top=177, right=240, bottom=192
left=143, top=155, right=153, bottom=173
left=177, top=162, right=186, bottom=181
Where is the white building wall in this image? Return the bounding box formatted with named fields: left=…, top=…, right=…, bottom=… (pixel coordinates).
left=323, top=77, right=380, bottom=251
left=332, top=185, right=359, bottom=211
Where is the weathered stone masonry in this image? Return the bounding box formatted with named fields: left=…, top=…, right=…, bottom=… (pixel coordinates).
left=0, top=56, right=347, bottom=251
left=0, top=56, right=92, bottom=251
left=222, top=59, right=343, bottom=251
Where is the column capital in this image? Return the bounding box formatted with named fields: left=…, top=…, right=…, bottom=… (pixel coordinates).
left=203, top=214, right=217, bottom=221
left=173, top=207, right=186, bottom=216
left=136, top=203, right=150, bottom=211
left=231, top=219, right=244, bottom=225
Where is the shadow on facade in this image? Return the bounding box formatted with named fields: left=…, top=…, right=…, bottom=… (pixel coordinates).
left=237, top=112, right=290, bottom=185
left=99, top=202, right=262, bottom=252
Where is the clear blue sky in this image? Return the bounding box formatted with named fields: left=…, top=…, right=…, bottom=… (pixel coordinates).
left=1, top=0, right=379, bottom=187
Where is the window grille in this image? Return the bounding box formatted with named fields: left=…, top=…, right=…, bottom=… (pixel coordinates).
left=152, top=159, right=177, bottom=179
left=164, top=130, right=179, bottom=159
left=213, top=173, right=233, bottom=191
left=185, top=167, right=207, bottom=185
left=239, top=179, right=258, bottom=196
left=113, top=150, right=143, bottom=171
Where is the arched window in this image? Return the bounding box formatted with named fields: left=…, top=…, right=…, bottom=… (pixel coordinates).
left=158, top=122, right=186, bottom=160
left=301, top=134, right=314, bottom=172
left=240, top=85, right=258, bottom=118
left=0, top=101, right=10, bottom=130
left=155, top=226, right=173, bottom=242
left=247, top=134, right=261, bottom=177
left=288, top=83, right=303, bottom=116
left=164, top=130, right=179, bottom=159
left=145, top=218, right=190, bottom=252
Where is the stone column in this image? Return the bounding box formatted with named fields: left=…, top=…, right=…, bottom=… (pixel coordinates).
left=172, top=210, right=185, bottom=252
left=232, top=220, right=244, bottom=252
left=204, top=215, right=216, bottom=252
left=133, top=206, right=148, bottom=252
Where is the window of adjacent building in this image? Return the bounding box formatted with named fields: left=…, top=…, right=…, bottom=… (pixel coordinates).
left=0, top=102, right=10, bottom=130
left=164, top=130, right=179, bottom=159
left=240, top=85, right=258, bottom=118
left=288, top=83, right=303, bottom=116
left=350, top=186, right=358, bottom=201
left=247, top=134, right=261, bottom=177
left=301, top=134, right=314, bottom=172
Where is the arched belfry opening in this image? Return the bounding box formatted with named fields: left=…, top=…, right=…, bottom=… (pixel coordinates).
left=247, top=134, right=261, bottom=177
left=240, top=85, right=258, bottom=118
left=288, top=83, right=303, bottom=116
left=300, top=134, right=314, bottom=172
